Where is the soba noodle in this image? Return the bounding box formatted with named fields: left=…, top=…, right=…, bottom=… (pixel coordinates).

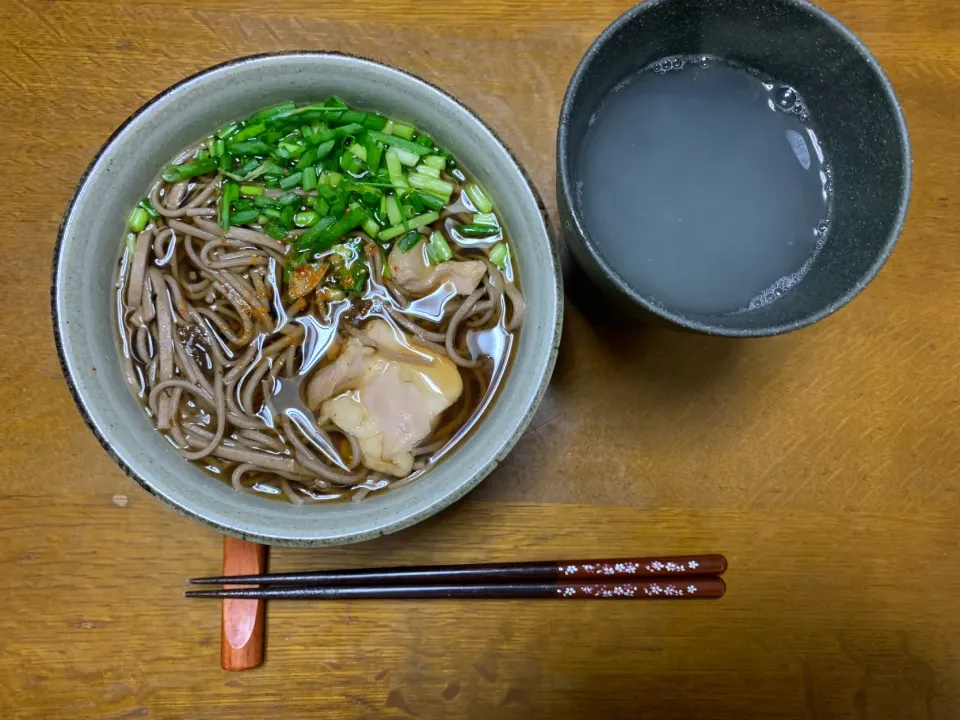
left=116, top=100, right=523, bottom=503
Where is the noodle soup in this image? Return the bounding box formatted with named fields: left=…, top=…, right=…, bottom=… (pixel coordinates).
left=115, top=99, right=523, bottom=504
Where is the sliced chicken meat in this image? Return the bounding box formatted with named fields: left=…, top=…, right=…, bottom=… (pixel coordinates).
left=388, top=238, right=486, bottom=296
left=307, top=319, right=463, bottom=476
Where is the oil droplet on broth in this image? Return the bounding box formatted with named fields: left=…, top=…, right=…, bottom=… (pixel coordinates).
left=577, top=55, right=833, bottom=314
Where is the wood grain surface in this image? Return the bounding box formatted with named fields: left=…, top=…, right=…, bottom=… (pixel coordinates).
left=1, top=0, right=958, bottom=717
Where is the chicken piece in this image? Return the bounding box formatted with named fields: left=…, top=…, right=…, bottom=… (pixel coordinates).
left=305, top=340, right=375, bottom=410
left=388, top=239, right=486, bottom=296
left=310, top=319, right=463, bottom=476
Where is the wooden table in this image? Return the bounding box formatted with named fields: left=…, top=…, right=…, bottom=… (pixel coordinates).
left=2, top=0, right=958, bottom=717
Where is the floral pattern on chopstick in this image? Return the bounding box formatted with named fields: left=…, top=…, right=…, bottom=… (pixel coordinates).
left=556, top=583, right=699, bottom=598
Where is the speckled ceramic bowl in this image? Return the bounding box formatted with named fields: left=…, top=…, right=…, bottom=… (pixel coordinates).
left=53, top=53, right=562, bottom=546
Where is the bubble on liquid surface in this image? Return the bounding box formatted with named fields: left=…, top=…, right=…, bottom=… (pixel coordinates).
left=775, top=86, right=798, bottom=109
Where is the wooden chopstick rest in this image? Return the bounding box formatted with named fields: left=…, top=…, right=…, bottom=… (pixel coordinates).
left=220, top=537, right=267, bottom=671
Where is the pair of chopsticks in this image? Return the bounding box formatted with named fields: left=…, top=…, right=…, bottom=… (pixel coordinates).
left=188, top=554, right=727, bottom=600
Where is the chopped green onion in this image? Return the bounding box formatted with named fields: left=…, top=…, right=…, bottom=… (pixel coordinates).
left=227, top=140, right=275, bottom=155
left=294, top=210, right=319, bottom=227
left=230, top=209, right=260, bottom=225
left=125, top=232, right=136, bottom=253
left=464, top=183, right=494, bottom=213
left=313, top=139, right=336, bottom=160
left=473, top=212, right=498, bottom=226
left=279, top=205, right=295, bottom=229
left=220, top=182, right=239, bottom=230
left=391, top=123, right=415, bottom=140
left=210, top=138, right=226, bottom=158
left=296, top=147, right=318, bottom=170
left=295, top=205, right=369, bottom=252
left=302, top=166, right=318, bottom=191
left=366, top=130, right=431, bottom=157
left=240, top=185, right=263, bottom=197
left=422, top=154, right=446, bottom=170
left=365, top=138, right=383, bottom=174
left=231, top=122, right=267, bottom=143
left=362, top=217, right=380, bottom=238
left=128, top=207, right=149, bottom=233
left=385, top=149, right=409, bottom=192
left=253, top=195, right=280, bottom=209
left=415, top=163, right=441, bottom=179
left=278, top=140, right=304, bottom=158
left=279, top=171, right=303, bottom=190
left=259, top=207, right=282, bottom=220
left=339, top=151, right=364, bottom=175
left=363, top=113, right=388, bottom=131
left=408, top=193, right=425, bottom=212
left=235, top=158, right=261, bottom=177
left=257, top=214, right=271, bottom=225
left=216, top=122, right=240, bottom=140
left=378, top=211, right=441, bottom=241
left=341, top=262, right=369, bottom=296
left=385, top=195, right=403, bottom=226
left=315, top=197, right=330, bottom=216
left=379, top=246, right=392, bottom=279
left=138, top=198, right=159, bottom=218
left=394, top=147, right=421, bottom=167
left=398, top=231, right=422, bottom=253
left=263, top=222, right=290, bottom=241
left=267, top=104, right=338, bottom=125
left=249, top=102, right=296, bottom=122
left=161, top=158, right=218, bottom=183
left=415, top=191, right=446, bottom=211
left=348, top=143, right=367, bottom=162
left=426, top=230, right=453, bottom=264
left=331, top=243, right=354, bottom=261
left=408, top=173, right=454, bottom=200
left=488, top=242, right=509, bottom=269
left=309, top=123, right=363, bottom=145
left=415, top=134, right=434, bottom=149
left=327, top=171, right=344, bottom=188
left=338, top=110, right=368, bottom=125
left=456, top=223, right=499, bottom=237
left=382, top=119, right=395, bottom=135
left=277, top=192, right=300, bottom=207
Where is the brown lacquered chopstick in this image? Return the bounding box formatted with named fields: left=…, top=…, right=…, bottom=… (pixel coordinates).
left=190, top=554, right=726, bottom=587
left=187, top=576, right=725, bottom=600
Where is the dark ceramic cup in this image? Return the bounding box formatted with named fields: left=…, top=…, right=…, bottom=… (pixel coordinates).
left=557, top=0, right=911, bottom=336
